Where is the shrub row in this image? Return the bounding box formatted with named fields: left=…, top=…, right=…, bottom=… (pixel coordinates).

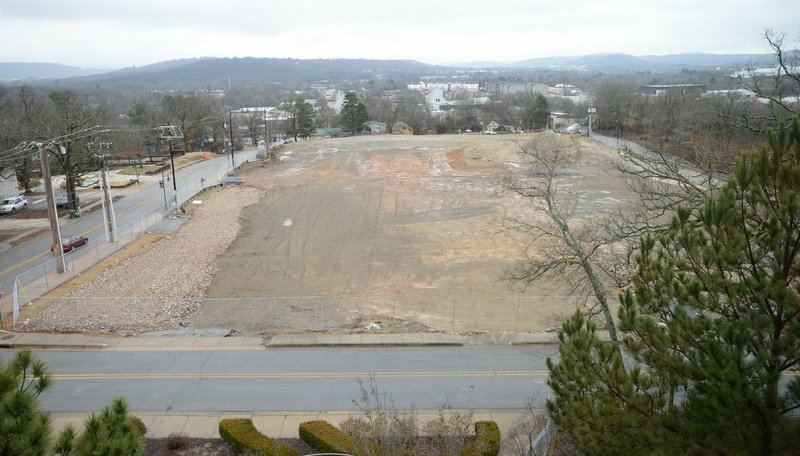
left=460, top=421, right=501, bottom=456
left=298, top=420, right=360, bottom=454
left=218, top=418, right=299, bottom=456
left=299, top=419, right=500, bottom=456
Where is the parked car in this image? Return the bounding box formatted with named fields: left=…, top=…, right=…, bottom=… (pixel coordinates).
left=0, top=196, right=27, bottom=214
left=51, top=235, right=89, bottom=253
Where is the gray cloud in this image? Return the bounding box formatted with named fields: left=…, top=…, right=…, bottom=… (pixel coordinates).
left=0, top=0, right=796, bottom=68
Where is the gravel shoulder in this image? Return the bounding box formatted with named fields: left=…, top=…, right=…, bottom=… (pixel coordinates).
left=23, top=186, right=263, bottom=334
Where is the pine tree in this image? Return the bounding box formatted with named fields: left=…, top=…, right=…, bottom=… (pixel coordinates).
left=287, top=99, right=315, bottom=141
left=340, top=92, right=368, bottom=133
left=57, top=397, right=144, bottom=456
left=0, top=350, right=52, bottom=456
left=548, top=117, right=800, bottom=455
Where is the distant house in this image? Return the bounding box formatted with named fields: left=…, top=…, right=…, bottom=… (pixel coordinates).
left=362, top=121, right=388, bottom=134
left=425, top=88, right=445, bottom=114
left=312, top=127, right=345, bottom=138
left=548, top=83, right=582, bottom=97
left=549, top=112, right=575, bottom=130
left=641, top=84, right=707, bottom=96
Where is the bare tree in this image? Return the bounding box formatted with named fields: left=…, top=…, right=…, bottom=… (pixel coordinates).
left=719, top=29, right=799, bottom=133
left=243, top=112, right=262, bottom=145
left=502, top=133, right=641, bottom=343
left=160, top=95, right=218, bottom=151
left=594, top=83, right=645, bottom=138
left=0, top=86, right=50, bottom=193
left=47, top=90, right=107, bottom=211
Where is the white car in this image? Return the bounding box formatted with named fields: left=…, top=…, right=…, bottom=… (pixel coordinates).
left=0, top=196, right=27, bottom=214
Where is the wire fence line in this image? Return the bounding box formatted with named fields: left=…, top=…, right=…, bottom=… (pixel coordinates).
left=12, top=206, right=167, bottom=326
left=9, top=294, right=590, bottom=333
left=524, top=417, right=554, bottom=456
left=10, top=152, right=259, bottom=327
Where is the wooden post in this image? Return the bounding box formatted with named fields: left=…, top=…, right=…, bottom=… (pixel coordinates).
left=40, top=148, right=66, bottom=273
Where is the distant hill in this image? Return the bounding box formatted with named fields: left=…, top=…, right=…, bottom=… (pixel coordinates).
left=3, top=52, right=782, bottom=90
left=24, top=57, right=440, bottom=90
left=491, top=52, right=776, bottom=71
left=0, top=62, right=107, bottom=81
left=641, top=52, right=776, bottom=67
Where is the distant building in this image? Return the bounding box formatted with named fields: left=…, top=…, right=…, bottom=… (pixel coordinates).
left=425, top=88, right=446, bottom=115
left=362, top=121, right=388, bottom=134
left=549, top=111, right=575, bottom=130
left=548, top=83, right=582, bottom=97
left=641, top=84, right=707, bottom=96
left=408, top=80, right=479, bottom=93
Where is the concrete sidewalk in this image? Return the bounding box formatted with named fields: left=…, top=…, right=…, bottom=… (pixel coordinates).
left=50, top=409, right=529, bottom=439
left=0, top=330, right=560, bottom=350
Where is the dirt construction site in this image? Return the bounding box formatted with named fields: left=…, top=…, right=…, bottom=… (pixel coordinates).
left=23, top=133, right=634, bottom=335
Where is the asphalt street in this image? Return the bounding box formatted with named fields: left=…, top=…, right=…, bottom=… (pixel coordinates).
left=0, top=150, right=257, bottom=294
left=17, top=345, right=558, bottom=413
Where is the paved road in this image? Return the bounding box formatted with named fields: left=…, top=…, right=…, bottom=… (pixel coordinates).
left=589, top=131, right=725, bottom=188
left=0, top=150, right=257, bottom=294
left=19, top=346, right=557, bottom=413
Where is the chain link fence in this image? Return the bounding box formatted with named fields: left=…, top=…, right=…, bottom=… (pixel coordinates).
left=10, top=151, right=261, bottom=327
left=11, top=207, right=168, bottom=326
left=195, top=295, right=590, bottom=333
left=11, top=294, right=591, bottom=333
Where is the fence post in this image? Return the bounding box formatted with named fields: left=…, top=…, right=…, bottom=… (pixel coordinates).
left=12, top=278, right=21, bottom=328
left=322, top=297, right=326, bottom=330
left=452, top=299, right=456, bottom=333
left=42, top=263, right=50, bottom=292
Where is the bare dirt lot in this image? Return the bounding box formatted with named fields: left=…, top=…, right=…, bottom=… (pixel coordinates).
left=194, top=133, right=633, bottom=333
left=24, top=133, right=633, bottom=335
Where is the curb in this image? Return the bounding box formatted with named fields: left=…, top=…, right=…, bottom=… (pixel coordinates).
left=0, top=342, right=108, bottom=350
left=266, top=341, right=464, bottom=348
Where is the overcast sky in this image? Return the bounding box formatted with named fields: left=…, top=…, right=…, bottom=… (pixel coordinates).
left=0, top=0, right=796, bottom=69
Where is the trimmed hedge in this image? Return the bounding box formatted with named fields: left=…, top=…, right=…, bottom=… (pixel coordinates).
left=460, top=421, right=500, bottom=456
left=219, top=418, right=299, bottom=456
left=298, top=420, right=360, bottom=454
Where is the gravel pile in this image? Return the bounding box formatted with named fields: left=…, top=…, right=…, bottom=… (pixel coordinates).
left=24, top=187, right=264, bottom=334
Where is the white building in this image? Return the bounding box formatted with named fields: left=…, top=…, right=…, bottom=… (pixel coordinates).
left=408, top=81, right=479, bottom=93
left=425, top=88, right=446, bottom=115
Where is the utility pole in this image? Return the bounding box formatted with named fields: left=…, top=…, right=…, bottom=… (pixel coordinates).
left=228, top=110, right=235, bottom=168
left=134, top=154, right=140, bottom=185
left=159, top=169, right=168, bottom=211
left=264, top=108, right=269, bottom=151
left=90, top=141, right=117, bottom=242
left=98, top=157, right=117, bottom=242
left=159, top=125, right=184, bottom=211
left=168, top=138, right=178, bottom=209
left=221, top=120, right=227, bottom=160
left=40, top=146, right=66, bottom=273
